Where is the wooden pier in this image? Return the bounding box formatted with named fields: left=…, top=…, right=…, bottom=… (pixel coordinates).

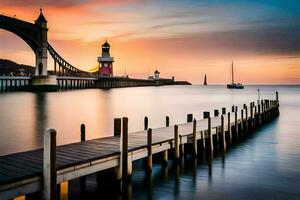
left=0, top=94, right=280, bottom=200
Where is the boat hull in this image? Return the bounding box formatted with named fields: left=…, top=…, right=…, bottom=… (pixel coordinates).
left=227, top=84, right=244, bottom=89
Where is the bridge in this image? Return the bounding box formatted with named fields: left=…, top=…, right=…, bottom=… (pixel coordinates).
left=0, top=10, right=187, bottom=92
left=0, top=9, right=92, bottom=77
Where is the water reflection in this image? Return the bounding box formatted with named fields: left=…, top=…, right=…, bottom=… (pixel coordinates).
left=0, top=85, right=293, bottom=155
left=34, top=93, right=47, bottom=145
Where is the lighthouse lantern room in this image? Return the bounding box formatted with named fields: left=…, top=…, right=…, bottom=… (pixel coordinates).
left=98, top=40, right=114, bottom=76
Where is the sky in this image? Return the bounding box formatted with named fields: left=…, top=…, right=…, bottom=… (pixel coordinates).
left=0, top=0, right=300, bottom=84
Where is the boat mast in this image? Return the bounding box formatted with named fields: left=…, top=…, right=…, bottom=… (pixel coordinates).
left=231, top=61, right=234, bottom=84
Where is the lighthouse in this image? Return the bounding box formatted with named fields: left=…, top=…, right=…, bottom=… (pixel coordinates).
left=98, top=40, right=114, bottom=76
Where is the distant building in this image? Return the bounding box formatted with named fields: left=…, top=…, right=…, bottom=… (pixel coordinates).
left=98, top=40, right=114, bottom=76
left=148, top=69, right=160, bottom=80
left=154, top=70, right=160, bottom=80
left=148, top=75, right=154, bottom=80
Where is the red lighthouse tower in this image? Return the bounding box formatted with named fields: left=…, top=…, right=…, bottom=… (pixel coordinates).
left=98, top=41, right=114, bottom=76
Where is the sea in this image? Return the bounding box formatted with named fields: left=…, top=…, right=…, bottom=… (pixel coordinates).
left=0, top=85, right=299, bottom=199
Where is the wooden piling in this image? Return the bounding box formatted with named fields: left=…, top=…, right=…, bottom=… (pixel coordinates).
left=162, top=117, right=169, bottom=166
left=214, top=109, right=219, bottom=117
left=258, top=104, right=261, bottom=125
left=235, top=107, right=238, bottom=140
left=221, top=115, right=226, bottom=151
left=222, top=107, right=226, bottom=115
left=121, top=117, right=129, bottom=183
left=80, top=124, right=86, bottom=142
left=166, top=116, right=170, bottom=127
left=192, top=119, right=197, bottom=156
left=245, top=105, right=248, bottom=132
left=144, top=116, right=148, bottom=130
left=187, top=114, right=193, bottom=122
left=43, top=129, right=57, bottom=200
left=250, top=103, right=254, bottom=129
left=114, top=118, right=122, bottom=136
left=203, top=112, right=210, bottom=119
left=180, top=135, right=184, bottom=157
left=208, top=117, right=213, bottom=154
left=80, top=124, right=86, bottom=192
left=241, top=109, right=244, bottom=135
left=146, top=128, right=152, bottom=172
left=227, top=112, right=232, bottom=144
left=174, top=125, right=180, bottom=161
left=161, top=149, right=168, bottom=166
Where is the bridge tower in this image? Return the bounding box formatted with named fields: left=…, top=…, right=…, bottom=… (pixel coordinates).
left=98, top=41, right=114, bottom=76
left=34, top=9, right=48, bottom=76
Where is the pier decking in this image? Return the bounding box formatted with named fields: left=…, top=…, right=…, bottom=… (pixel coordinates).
left=0, top=96, right=280, bottom=200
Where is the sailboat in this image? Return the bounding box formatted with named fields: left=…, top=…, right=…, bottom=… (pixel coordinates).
left=204, top=74, right=207, bottom=85
left=227, top=61, right=244, bottom=89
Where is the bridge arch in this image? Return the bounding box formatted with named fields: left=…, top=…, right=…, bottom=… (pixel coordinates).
left=0, top=11, right=48, bottom=76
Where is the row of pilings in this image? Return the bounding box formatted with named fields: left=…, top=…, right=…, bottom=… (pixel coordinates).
left=20, top=94, right=279, bottom=200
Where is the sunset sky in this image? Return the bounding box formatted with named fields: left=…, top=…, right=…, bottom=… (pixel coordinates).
left=0, top=0, right=300, bottom=84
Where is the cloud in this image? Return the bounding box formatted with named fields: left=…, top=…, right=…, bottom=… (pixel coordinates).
left=0, top=0, right=91, bottom=7
left=150, top=20, right=210, bottom=30
left=0, top=0, right=143, bottom=8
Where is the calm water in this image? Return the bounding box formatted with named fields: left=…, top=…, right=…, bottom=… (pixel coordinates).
left=0, top=85, right=300, bottom=199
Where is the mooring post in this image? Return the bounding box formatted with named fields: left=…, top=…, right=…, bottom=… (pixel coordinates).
left=260, top=100, right=264, bottom=123
left=80, top=124, right=86, bottom=142
left=147, top=128, right=152, bottom=172
left=162, top=116, right=169, bottom=166
left=221, top=115, right=226, bottom=152
left=235, top=106, right=238, bottom=140
left=232, top=105, right=235, bottom=112
left=114, top=118, right=122, bottom=136
left=192, top=119, right=197, bottom=156
left=258, top=103, right=261, bottom=125
left=227, top=112, right=232, bottom=144
left=241, top=109, right=244, bottom=135
left=250, top=103, right=253, bottom=129
left=214, top=109, right=219, bottom=117
left=166, top=116, right=170, bottom=127
left=208, top=117, right=213, bottom=154
left=144, top=116, right=148, bottom=130
left=79, top=124, right=86, bottom=192
left=271, top=100, right=274, bottom=118
left=174, top=125, right=180, bottom=161
left=203, top=111, right=210, bottom=119
left=254, top=105, right=257, bottom=126
left=222, top=107, right=226, bottom=115
left=187, top=114, right=193, bottom=122
left=271, top=100, right=274, bottom=119
left=162, top=149, right=168, bottom=166
left=43, top=129, right=57, bottom=200
left=276, top=91, right=279, bottom=103
left=244, top=105, right=248, bottom=132
left=180, top=135, right=184, bottom=157
left=121, top=117, right=129, bottom=185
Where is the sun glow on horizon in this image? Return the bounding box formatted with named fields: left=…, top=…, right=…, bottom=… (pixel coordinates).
left=0, top=0, right=299, bottom=84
